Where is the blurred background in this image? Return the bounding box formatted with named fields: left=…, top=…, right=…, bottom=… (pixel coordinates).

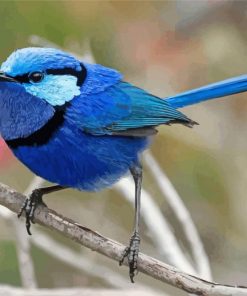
left=0, top=1, right=247, bottom=295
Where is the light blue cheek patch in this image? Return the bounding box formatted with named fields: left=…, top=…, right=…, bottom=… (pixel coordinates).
left=24, top=75, right=80, bottom=106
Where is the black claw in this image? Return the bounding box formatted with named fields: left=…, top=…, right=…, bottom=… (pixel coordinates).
left=17, top=189, right=45, bottom=235
left=17, top=198, right=28, bottom=218
left=26, top=216, right=32, bottom=235
left=119, top=246, right=129, bottom=266
left=119, top=232, right=140, bottom=283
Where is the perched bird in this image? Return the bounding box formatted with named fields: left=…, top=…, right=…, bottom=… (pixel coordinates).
left=0, top=47, right=247, bottom=281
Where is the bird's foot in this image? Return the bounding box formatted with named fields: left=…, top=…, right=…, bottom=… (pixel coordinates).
left=17, top=189, right=46, bottom=235
left=119, top=232, right=140, bottom=283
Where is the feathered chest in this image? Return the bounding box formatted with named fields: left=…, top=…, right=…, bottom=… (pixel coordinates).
left=0, top=82, right=54, bottom=140
left=6, top=114, right=148, bottom=191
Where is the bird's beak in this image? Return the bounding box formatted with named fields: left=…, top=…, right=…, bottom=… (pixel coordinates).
left=0, top=72, right=17, bottom=83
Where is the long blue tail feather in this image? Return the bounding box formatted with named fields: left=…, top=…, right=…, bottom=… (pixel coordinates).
left=166, top=74, right=247, bottom=109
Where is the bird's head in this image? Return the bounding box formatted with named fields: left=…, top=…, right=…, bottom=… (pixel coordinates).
left=1, top=47, right=86, bottom=106
left=0, top=47, right=87, bottom=140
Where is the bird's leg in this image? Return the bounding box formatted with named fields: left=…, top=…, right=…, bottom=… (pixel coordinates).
left=18, top=185, right=66, bottom=235
left=119, top=164, right=142, bottom=283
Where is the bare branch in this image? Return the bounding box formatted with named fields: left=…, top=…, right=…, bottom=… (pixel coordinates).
left=0, top=208, right=132, bottom=290
left=0, top=182, right=246, bottom=296
left=30, top=230, right=133, bottom=289
left=0, top=177, right=131, bottom=289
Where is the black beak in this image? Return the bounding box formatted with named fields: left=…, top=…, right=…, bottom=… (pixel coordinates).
left=0, top=72, right=17, bottom=83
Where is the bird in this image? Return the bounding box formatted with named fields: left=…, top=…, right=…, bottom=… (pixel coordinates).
left=0, top=47, right=247, bottom=282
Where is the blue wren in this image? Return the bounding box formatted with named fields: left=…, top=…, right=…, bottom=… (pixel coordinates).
left=0, top=47, right=247, bottom=281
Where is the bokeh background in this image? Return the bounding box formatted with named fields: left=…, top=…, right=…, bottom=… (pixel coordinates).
left=0, top=1, right=247, bottom=295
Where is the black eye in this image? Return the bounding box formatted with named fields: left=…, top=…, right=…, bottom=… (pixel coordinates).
left=28, top=71, right=45, bottom=83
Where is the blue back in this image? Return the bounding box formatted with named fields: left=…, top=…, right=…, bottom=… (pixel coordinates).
left=66, top=64, right=193, bottom=136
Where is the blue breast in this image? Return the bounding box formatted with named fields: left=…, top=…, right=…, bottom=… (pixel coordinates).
left=7, top=116, right=149, bottom=191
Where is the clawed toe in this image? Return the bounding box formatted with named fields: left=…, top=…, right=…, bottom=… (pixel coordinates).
left=17, top=189, right=46, bottom=235
left=119, top=232, right=140, bottom=283
left=17, top=197, right=36, bottom=235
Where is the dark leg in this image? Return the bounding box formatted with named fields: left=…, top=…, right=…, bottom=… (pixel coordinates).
left=18, top=185, right=66, bottom=235
left=119, top=164, right=142, bottom=283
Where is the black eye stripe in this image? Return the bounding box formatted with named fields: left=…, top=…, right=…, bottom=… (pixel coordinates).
left=14, top=63, right=87, bottom=86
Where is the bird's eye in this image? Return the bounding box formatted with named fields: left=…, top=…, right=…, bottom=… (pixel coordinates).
left=28, top=71, right=45, bottom=83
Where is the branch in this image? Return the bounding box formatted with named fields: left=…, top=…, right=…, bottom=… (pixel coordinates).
left=30, top=229, right=134, bottom=289
left=0, top=182, right=246, bottom=296
left=0, top=176, right=133, bottom=289
left=0, top=202, right=132, bottom=289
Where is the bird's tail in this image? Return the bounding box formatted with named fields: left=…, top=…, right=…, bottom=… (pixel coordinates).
left=166, top=74, right=247, bottom=109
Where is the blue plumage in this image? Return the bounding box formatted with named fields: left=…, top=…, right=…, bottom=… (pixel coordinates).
left=0, top=47, right=247, bottom=191
left=0, top=82, right=54, bottom=140
left=1, top=47, right=247, bottom=281
left=66, top=81, right=191, bottom=136
left=24, top=74, right=81, bottom=106
left=1, top=47, right=82, bottom=76
left=9, top=119, right=148, bottom=191
left=166, top=74, right=247, bottom=108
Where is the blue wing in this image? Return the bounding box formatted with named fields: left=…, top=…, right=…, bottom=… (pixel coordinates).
left=66, top=63, right=247, bottom=135
left=66, top=81, right=195, bottom=136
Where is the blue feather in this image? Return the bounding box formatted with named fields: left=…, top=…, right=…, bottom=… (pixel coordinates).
left=166, top=74, right=247, bottom=108
left=1, top=47, right=82, bottom=76
left=0, top=81, right=54, bottom=140
left=24, top=75, right=80, bottom=106
left=66, top=81, right=192, bottom=135
left=9, top=119, right=149, bottom=191
left=81, top=62, right=122, bottom=96
left=109, top=82, right=192, bottom=131
left=1, top=47, right=247, bottom=193
left=4, top=46, right=247, bottom=277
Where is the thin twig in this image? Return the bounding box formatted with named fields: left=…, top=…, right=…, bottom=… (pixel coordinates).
left=143, top=151, right=212, bottom=280
left=0, top=182, right=246, bottom=296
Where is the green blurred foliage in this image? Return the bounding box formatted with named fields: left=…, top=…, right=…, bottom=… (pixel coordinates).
left=0, top=241, right=21, bottom=286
